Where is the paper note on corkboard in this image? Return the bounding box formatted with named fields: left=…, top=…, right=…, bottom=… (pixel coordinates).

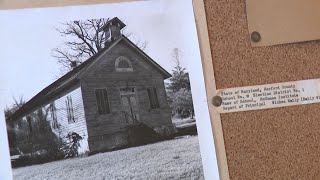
left=246, top=0, right=320, bottom=47
left=217, top=78, right=320, bottom=113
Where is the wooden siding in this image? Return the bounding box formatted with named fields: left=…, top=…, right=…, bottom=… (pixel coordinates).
left=12, top=87, right=89, bottom=154
left=80, top=40, right=172, bottom=152
left=47, top=87, right=89, bottom=154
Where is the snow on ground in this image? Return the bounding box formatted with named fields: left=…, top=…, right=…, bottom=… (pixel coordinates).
left=12, top=136, right=204, bottom=180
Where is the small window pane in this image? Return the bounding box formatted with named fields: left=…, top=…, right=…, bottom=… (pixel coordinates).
left=27, top=116, right=32, bottom=133
left=152, top=88, right=160, bottom=108
left=50, top=103, right=59, bottom=129
left=95, top=89, right=110, bottom=115
left=115, top=56, right=133, bottom=72
left=118, top=60, right=130, bottom=68
left=122, top=97, right=129, bottom=106
left=66, top=96, right=75, bottom=123
left=147, top=88, right=153, bottom=109
left=147, top=87, right=160, bottom=109
left=130, top=96, right=137, bottom=106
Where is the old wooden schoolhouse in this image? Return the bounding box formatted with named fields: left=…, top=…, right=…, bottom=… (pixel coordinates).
left=7, top=17, right=175, bottom=155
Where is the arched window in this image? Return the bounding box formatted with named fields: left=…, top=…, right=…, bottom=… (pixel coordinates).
left=115, top=56, right=133, bottom=72
left=118, top=60, right=130, bottom=68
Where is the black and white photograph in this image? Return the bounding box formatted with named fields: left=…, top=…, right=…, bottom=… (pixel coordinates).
left=0, top=0, right=218, bottom=179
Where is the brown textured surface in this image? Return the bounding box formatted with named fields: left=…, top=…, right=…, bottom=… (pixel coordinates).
left=204, top=0, right=320, bottom=90
left=221, top=105, right=320, bottom=179
left=203, top=0, right=320, bottom=179
left=246, top=0, right=320, bottom=47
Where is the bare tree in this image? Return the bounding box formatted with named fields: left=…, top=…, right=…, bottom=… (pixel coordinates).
left=52, top=18, right=148, bottom=74
left=4, top=96, right=25, bottom=119
left=171, top=48, right=183, bottom=69
left=5, top=96, right=25, bottom=155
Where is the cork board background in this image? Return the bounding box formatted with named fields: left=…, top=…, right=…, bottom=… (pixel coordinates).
left=203, top=0, right=320, bottom=179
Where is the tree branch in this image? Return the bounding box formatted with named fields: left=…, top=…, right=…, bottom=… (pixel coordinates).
left=52, top=18, right=148, bottom=74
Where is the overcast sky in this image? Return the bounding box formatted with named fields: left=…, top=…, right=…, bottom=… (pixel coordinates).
left=0, top=1, right=220, bottom=179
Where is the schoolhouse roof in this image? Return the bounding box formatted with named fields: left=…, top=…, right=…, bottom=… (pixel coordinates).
left=8, top=35, right=171, bottom=120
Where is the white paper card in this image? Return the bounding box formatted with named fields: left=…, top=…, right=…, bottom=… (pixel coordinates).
left=217, top=78, right=320, bottom=113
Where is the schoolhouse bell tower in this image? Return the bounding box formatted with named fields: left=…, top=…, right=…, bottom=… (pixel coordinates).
left=102, top=17, right=126, bottom=45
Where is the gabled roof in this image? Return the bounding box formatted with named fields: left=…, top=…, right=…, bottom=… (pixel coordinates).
left=8, top=36, right=171, bottom=120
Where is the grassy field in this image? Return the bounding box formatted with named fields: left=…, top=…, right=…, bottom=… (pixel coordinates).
left=12, top=136, right=204, bottom=180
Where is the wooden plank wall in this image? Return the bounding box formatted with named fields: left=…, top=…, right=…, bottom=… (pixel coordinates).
left=81, top=41, right=172, bottom=141
left=14, top=87, right=89, bottom=154
left=48, top=87, right=89, bottom=154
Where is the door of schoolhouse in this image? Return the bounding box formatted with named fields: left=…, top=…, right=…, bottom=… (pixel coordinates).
left=120, top=87, right=139, bottom=124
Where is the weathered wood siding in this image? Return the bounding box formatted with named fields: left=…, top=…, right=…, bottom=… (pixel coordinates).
left=47, top=87, right=89, bottom=154
left=12, top=86, right=89, bottom=155
left=80, top=40, right=172, bottom=152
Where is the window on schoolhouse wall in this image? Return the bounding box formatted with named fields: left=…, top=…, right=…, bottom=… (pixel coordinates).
left=147, top=87, right=160, bottom=109
left=66, top=96, right=75, bottom=123
left=50, top=103, right=59, bottom=129
left=95, top=89, right=111, bottom=115
left=27, top=116, right=33, bottom=133
left=115, top=56, right=133, bottom=72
